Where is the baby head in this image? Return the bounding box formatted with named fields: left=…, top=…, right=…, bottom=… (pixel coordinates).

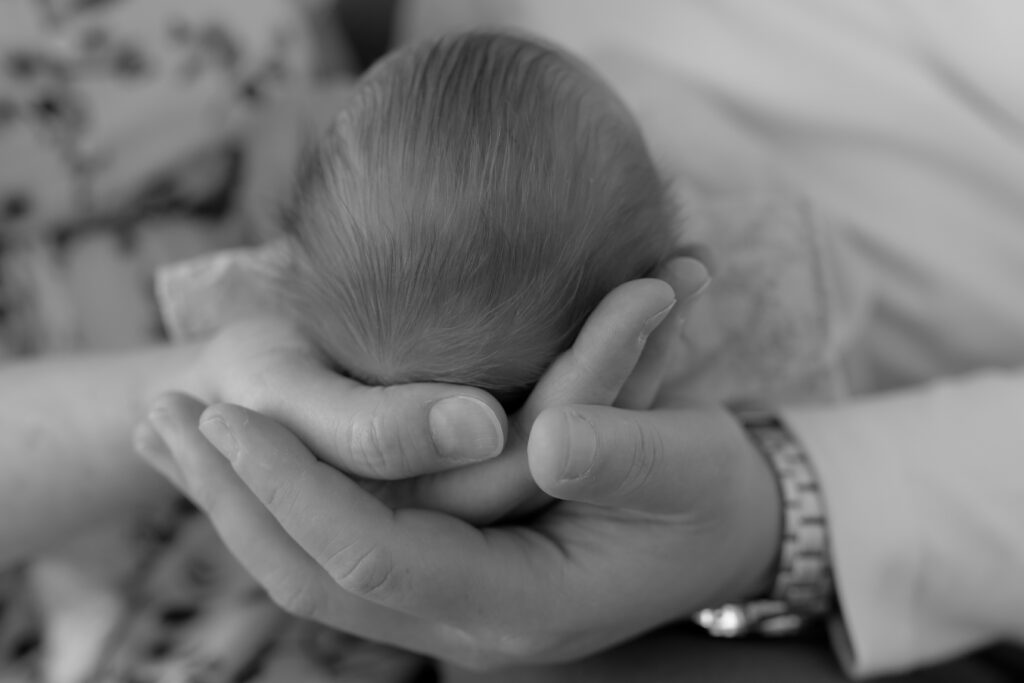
left=280, top=32, right=679, bottom=409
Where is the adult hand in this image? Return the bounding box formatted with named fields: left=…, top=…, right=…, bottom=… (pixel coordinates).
left=177, top=314, right=510, bottom=481
left=136, top=389, right=781, bottom=670
left=177, top=255, right=709, bottom=524
left=366, top=256, right=711, bottom=522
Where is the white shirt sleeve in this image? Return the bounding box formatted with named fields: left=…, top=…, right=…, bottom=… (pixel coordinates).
left=784, top=374, right=1024, bottom=678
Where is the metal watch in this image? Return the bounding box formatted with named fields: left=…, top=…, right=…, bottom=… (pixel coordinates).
left=694, top=411, right=835, bottom=638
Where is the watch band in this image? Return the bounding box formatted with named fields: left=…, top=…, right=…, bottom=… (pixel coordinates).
left=694, top=411, right=835, bottom=637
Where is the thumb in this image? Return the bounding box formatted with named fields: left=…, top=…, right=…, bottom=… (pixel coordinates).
left=528, top=405, right=749, bottom=513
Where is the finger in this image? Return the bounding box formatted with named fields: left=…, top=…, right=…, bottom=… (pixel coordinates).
left=674, top=242, right=716, bottom=277
left=149, top=394, right=326, bottom=586
left=524, top=277, right=677, bottom=413
left=132, top=419, right=185, bottom=488
left=388, top=277, right=678, bottom=522
left=149, top=393, right=333, bottom=577
left=197, top=402, right=546, bottom=625
left=147, top=393, right=460, bottom=655
left=372, top=449, right=550, bottom=525
left=245, top=356, right=507, bottom=479
left=616, top=257, right=710, bottom=410
left=528, top=405, right=746, bottom=513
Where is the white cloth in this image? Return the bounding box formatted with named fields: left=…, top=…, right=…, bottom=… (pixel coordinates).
left=398, top=0, right=1024, bottom=677
left=785, top=374, right=1024, bottom=676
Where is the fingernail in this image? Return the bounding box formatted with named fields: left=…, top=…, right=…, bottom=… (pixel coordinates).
left=429, top=396, right=504, bottom=463
left=670, top=258, right=711, bottom=304
left=559, top=411, right=597, bottom=481
left=640, top=300, right=676, bottom=344
left=132, top=420, right=169, bottom=461
left=199, top=415, right=239, bottom=462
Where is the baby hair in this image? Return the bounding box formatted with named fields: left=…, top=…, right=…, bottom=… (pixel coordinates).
left=280, top=31, right=679, bottom=408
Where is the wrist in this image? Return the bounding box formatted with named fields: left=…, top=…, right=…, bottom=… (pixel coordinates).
left=724, top=412, right=784, bottom=603
left=696, top=409, right=835, bottom=638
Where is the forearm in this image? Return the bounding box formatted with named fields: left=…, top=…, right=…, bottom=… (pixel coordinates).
left=783, top=370, right=1024, bottom=678
left=0, top=343, right=200, bottom=567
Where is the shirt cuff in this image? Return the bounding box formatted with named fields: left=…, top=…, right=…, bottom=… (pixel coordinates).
left=781, top=374, right=1024, bottom=678
left=782, top=400, right=921, bottom=678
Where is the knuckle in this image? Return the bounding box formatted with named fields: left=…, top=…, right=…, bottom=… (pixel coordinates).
left=324, top=540, right=397, bottom=598
left=617, top=420, right=662, bottom=498
left=261, top=477, right=302, bottom=518
left=338, top=409, right=394, bottom=478
left=339, top=388, right=425, bottom=479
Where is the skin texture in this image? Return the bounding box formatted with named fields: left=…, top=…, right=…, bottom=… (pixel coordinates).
left=360, top=257, right=711, bottom=522
left=184, top=317, right=510, bottom=478
left=137, top=261, right=785, bottom=670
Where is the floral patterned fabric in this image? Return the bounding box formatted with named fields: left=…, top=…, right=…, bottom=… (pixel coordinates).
left=0, top=0, right=307, bottom=354
left=0, top=2, right=422, bottom=682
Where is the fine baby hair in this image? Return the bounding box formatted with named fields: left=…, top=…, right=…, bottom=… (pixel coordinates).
left=280, top=31, right=679, bottom=408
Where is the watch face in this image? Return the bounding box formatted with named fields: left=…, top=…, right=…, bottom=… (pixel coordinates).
left=694, top=602, right=802, bottom=638
left=694, top=605, right=749, bottom=638
left=696, top=602, right=806, bottom=643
